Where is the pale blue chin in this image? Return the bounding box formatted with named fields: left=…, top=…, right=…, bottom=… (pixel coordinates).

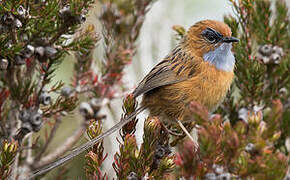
left=203, top=43, right=235, bottom=72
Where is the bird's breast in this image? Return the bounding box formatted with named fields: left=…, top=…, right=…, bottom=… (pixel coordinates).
left=181, top=61, right=234, bottom=111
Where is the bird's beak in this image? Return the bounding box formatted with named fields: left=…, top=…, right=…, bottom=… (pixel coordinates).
left=222, top=36, right=239, bottom=43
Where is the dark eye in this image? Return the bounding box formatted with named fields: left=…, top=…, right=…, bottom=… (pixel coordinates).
left=205, top=32, right=216, bottom=43
left=202, top=28, right=222, bottom=44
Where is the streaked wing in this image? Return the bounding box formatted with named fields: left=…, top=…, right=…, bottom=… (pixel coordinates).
left=133, top=46, right=196, bottom=98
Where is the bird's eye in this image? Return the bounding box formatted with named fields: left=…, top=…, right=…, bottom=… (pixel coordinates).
left=202, top=28, right=222, bottom=44
left=206, top=33, right=216, bottom=43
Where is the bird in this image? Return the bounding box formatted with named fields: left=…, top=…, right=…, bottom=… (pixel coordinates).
left=30, top=19, right=239, bottom=178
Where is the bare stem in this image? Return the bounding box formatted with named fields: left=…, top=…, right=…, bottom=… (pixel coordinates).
left=31, top=121, right=88, bottom=170
left=34, top=117, right=62, bottom=162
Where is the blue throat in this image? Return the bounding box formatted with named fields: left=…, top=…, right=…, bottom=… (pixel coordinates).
left=203, top=43, right=235, bottom=72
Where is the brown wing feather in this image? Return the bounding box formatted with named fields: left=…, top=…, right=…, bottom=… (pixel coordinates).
left=133, top=45, right=196, bottom=98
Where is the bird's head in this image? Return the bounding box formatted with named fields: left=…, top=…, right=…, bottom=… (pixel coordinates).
left=184, top=20, right=239, bottom=72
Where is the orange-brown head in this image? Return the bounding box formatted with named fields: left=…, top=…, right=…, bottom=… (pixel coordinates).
left=183, top=20, right=239, bottom=72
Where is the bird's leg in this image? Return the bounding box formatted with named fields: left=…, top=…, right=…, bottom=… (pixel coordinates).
left=176, top=119, right=199, bottom=150
left=159, top=120, right=184, bottom=137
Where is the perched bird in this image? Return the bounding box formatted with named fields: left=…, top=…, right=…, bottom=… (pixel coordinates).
left=133, top=19, right=239, bottom=143
left=134, top=19, right=238, bottom=121
left=31, top=19, right=239, bottom=177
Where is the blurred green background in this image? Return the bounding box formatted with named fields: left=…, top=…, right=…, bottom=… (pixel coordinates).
left=43, top=0, right=236, bottom=179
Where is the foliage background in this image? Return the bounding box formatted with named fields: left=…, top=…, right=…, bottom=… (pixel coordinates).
left=0, top=0, right=290, bottom=179
left=46, top=0, right=238, bottom=178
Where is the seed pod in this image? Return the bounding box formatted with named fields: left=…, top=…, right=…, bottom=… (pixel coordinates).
left=34, top=37, right=49, bottom=46
left=21, top=122, right=33, bottom=132
left=154, top=145, right=168, bottom=159
left=204, top=173, right=217, bottom=180
left=14, top=55, right=26, bottom=65
left=31, top=112, right=42, bottom=132
left=213, top=164, right=224, bottom=174
left=17, top=5, right=26, bottom=17
left=22, top=45, right=35, bottom=58
left=19, top=110, right=30, bottom=122
left=35, top=46, right=45, bottom=57
left=270, top=53, right=281, bottom=64
left=0, top=59, right=8, bottom=70
left=238, top=108, right=248, bottom=122
left=90, top=98, right=102, bottom=112
left=14, top=18, right=22, bottom=28
left=59, top=5, right=72, bottom=20
left=259, top=44, right=272, bottom=56
left=35, top=46, right=46, bottom=62
left=60, top=86, right=74, bottom=97
left=245, top=143, right=256, bottom=153
left=44, top=46, right=57, bottom=58
left=39, top=92, right=51, bottom=105
left=2, top=13, right=14, bottom=25
left=262, top=56, right=270, bottom=64
left=78, top=14, right=86, bottom=23
left=272, top=46, right=284, bottom=57
left=127, top=172, right=139, bottom=180
left=79, top=102, right=94, bottom=119
left=279, top=88, right=288, bottom=97
left=217, top=173, right=231, bottom=180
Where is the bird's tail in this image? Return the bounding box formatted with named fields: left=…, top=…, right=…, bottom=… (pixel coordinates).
left=30, top=106, right=146, bottom=179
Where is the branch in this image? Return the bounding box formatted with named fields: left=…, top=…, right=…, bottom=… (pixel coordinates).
left=34, top=116, right=62, bottom=162
left=32, top=120, right=88, bottom=170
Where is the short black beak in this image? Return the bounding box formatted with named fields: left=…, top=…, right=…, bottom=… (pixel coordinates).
left=222, top=36, right=239, bottom=43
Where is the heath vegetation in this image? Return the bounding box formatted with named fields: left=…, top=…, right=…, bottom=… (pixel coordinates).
left=0, top=0, right=289, bottom=179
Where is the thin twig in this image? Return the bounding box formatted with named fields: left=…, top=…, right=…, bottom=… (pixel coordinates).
left=31, top=121, right=88, bottom=170
left=26, top=134, right=33, bottom=164
left=34, top=116, right=62, bottom=162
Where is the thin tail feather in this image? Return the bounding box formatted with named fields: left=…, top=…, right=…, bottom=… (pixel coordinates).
left=29, top=106, right=146, bottom=179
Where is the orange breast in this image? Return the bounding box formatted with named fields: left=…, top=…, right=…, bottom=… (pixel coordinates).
left=179, top=61, right=234, bottom=111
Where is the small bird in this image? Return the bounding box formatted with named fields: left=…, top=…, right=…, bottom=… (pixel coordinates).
left=31, top=19, right=239, bottom=177
left=133, top=19, right=239, bottom=143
